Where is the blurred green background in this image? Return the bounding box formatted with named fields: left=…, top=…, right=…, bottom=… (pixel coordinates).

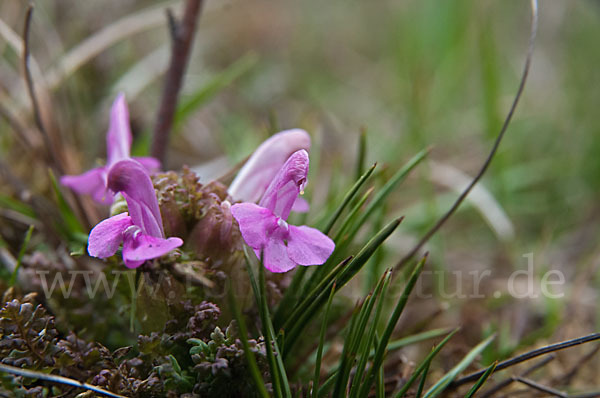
left=2, top=0, right=600, bottom=380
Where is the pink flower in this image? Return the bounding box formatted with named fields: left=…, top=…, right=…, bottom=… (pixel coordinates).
left=228, top=129, right=311, bottom=212
left=60, top=94, right=160, bottom=204
left=87, top=159, right=182, bottom=268
left=231, top=150, right=334, bottom=273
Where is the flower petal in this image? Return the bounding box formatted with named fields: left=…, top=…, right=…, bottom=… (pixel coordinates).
left=287, top=225, right=335, bottom=266
left=61, top=167, right=111, bottom=204
left=259, top=149, right=309, bottom=220
left=133, top=156, right=161, bottom=172
left=122, top=233, right=183, bottom=269
left=107, top=159, right=164, bottom=237
left=231, top=203, right=276, bottom=249
left=292, top=196, right=310, bottom=213
left=87, top=213, right=133, bottom=258
left=123, top=191, right=164, bottom=239
left=263, top=237, right=298, bottom=273
left=229, top=129, right=311, bottom=203
left=106, top=93, right=132, bottom=166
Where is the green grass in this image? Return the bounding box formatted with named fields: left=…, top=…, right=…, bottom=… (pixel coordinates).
left=1, top=0, right=600, bottom=396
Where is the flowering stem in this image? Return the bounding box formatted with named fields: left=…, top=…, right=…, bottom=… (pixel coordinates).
left=151, top=0, right=204, bottom=164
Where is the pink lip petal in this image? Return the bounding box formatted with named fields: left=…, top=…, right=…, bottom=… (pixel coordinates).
left=122, top=233, right=183, bottom=268
left=291, top=196, right=310, bottom=213
left=286, top=225, right=335, bottom=266
left=263, top=237, right=298, bottom=273
left=231, top=203, right=277, bottom=249
left=87, top=213, right=133, bottom=258
left=229, top=129, right=311, bottom=203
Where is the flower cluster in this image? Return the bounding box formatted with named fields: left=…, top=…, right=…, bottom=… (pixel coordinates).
left=63, top=95, right=334, bottom=272
left=231, top=150, right=335, bottom=272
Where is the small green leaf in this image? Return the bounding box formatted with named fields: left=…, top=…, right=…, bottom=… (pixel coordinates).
left=174, top=53, right=258, bottom=127
left=48, top=169, right=86, bottom=241
left=9, top=225, right=34, bottom=287
left=0, top=195, right=36, bottom=219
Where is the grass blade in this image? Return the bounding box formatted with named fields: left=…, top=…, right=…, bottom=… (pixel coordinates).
left=0, top=363, right=126, bottom=398
left=318, top=371, right=338, bottom=398
left=333, top=187, right=375, bottom=243
left=48, top=169, right=86, bottom=242
left=423, top=334, right=495, bottom=398
left=228, top=281, right=269, bottom=398
left=312, top=282, right=336, bottom=398
left=0, top=195, right=36, bottom=219
left=272, top=266, right=308, bottom=329
left=343, top=149, right=428, bottom=248
left=257, top=263, right=283, bottom=398
left=385, top=328, right=453, bottom=353
left=275, top=164, right=376, bottom=328
left=332, top=299, right=367, bottom=398
left=355, top=128, right=367, bottom=181
left=324, top=327, right=452, bottom=386
left=244, top=249, right=292, bottom=397
left=322, top=162, right=376, bottom=234
left=452, top=332, right=600, bottom=387
left=394, top=328, right=460, bottom=398
left=349, top=269, right=392, bottom=397
left=308, top=150, right=425, bottom=303
left=464, top=361, right=497, bottom=398
left=415, top=357, right=432, bottom=398
left=283, top=219, right=402, bottom=353
left=358, top=254, right=427, bottom=398
left=376, top=352, right=385, bottom=398
left=9, top=225, right=34, bottom=286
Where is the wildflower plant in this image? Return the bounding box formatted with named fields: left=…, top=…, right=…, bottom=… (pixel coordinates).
left=5, top=2, right=596, bottom=398
left=232, top=149, right=335, bottom=273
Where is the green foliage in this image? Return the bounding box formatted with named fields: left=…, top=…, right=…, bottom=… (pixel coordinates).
left=422, top=335, right=495, bottom=398
left=4, top=1, right=596, bottom=396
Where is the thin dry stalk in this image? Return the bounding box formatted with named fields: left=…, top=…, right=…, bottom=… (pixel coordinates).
left=151, top=0, right=204, bottom=164
left=394, top=0, right=539, bottom=272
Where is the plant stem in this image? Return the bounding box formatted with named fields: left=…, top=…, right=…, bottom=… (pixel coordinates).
left=151, top=0, right=204, bottom=164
